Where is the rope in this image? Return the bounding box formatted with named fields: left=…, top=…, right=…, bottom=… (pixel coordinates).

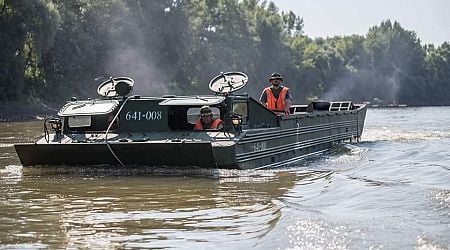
left=44, top=118, right=50, bottom=143
left=105, top=96, right=132, bottom=167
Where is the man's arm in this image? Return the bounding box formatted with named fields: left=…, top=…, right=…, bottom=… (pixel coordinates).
left=284, top=99, right=292, bottom=113
left=284, top=90, right=293, bottom=113
left=260, top=90, right=268, bottom=107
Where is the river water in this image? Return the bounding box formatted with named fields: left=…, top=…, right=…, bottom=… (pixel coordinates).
left=0, top=107, right=449, bottom=249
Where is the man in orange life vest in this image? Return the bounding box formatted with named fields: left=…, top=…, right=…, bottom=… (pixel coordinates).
left=194, top=105, right=224, bottom=130
left=260, top=72, right=293, bottom=114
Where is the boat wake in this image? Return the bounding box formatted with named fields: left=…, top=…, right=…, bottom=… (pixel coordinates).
left=363, top=127, right=450, bottom=142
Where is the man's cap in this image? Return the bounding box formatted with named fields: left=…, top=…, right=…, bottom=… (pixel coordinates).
left=269, top=72, right=283, bottom=81
left=200, top=105, right=213, bottom=115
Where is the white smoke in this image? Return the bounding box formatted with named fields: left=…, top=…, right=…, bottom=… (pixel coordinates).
left=320, top=65, right=403, bottom=103
left=101, top=1, right=170, bottom=96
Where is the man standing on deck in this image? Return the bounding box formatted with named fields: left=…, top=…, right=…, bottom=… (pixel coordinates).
left=260, top=72, right=293, bottom=114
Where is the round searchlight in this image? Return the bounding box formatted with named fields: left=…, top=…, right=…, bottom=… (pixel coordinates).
left=97, top=77, right=134, bottom=98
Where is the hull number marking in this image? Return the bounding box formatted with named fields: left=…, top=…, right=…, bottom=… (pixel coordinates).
left=125, top=111, right=163, bottom=121
left=253, top=141, right=267, bottom=152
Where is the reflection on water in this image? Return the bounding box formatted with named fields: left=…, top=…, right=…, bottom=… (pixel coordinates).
left=0, top=166, right=318, bottom=249
left=0, top=121, right=43, bottom=167
left=286, top=217, right=351, bottom=249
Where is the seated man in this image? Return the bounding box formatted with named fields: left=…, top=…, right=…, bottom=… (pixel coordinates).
left=194, top=105, right=224, bottom=130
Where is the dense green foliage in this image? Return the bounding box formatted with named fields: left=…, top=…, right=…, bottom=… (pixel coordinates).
left=1, top=0, right=449, bottom=105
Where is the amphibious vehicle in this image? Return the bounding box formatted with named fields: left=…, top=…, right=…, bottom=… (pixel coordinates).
left=14, top=72, right=366, bottom=169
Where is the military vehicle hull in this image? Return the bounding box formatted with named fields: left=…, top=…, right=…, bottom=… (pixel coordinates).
left=15, top=142, right=217, bottom=167
left=15, top=103, right=366, bottom=169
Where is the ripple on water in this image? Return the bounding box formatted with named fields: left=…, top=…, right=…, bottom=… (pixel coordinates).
left=0, top=165, right=23, bottom=184
left=0, top=168, right=292, bottom=249
left=2, top=110, right=450, bottom=248
left=58, top=202, right=281, bottom=249
left=0, top=243, right=48, bottom=249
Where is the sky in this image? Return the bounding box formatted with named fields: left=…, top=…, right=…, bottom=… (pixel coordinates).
left=271, top=0, right=450, bottom=45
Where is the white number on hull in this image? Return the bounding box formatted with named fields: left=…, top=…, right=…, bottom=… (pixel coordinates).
left=125, top=111, right=163, bottom=121
left=253, top=141, right=267, bottom=152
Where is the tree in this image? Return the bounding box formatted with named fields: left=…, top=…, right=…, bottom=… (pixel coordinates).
left=424, top=42, right=450, bottom=104
left=364, top=20, right=426, bottom=105
left=1, top=1, right=448, bottom=108
left=0, top=0, right=59, bottom=102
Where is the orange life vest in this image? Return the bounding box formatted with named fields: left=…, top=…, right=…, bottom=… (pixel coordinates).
left=194, top=118, right=223, bottom=130
left=264, top=86, right=289, bottom=111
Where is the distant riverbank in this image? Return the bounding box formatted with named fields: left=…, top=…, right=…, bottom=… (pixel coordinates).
left=0, top=102, right=58, bottom=122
